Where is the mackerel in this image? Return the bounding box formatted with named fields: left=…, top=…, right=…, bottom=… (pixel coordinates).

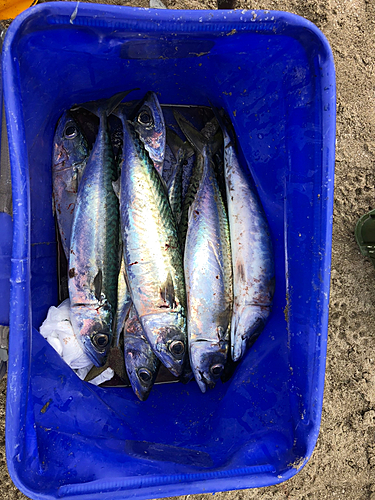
left=212, top=106, right=275, bottom=362
left=175, top=112, right=233, bottom=393
left=52, top=111, right=89, bottom=258
left=117, top=115, right=187, bottom=377
left=69, top=91, right=131, bottom=367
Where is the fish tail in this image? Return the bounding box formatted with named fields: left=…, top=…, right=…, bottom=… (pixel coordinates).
left=209, top=102, right=232, bottom=146
left=77, top=89, right=138, bottom=117
left=167, top=127, right=186, bottom=159
left=173, top=110, right=222, bottom=156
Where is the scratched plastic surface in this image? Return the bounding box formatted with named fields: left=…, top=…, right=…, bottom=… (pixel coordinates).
left=2, top=3, right=335, bottom=500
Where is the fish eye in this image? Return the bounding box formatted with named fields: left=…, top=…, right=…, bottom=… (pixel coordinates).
left=138, top=368, right=152, bottom=383
left=92, top=332, right=109, bottom=350
left=64, top=125, right=78, bottom=139
left=137, top=110, right=153, bottom=127
left=210, top=364, right=224, bottom=377
left=168, top=340, right=185, bottom=357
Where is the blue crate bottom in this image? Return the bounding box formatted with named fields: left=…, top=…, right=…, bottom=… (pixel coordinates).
left=8, top=325, right=315, bottom=499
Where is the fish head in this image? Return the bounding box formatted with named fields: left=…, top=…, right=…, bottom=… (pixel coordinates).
left=190, top=338, right=229, bottom=393
left=141, top=312, right=186, bottom=377
left=124, top=316, right=160, bottom=401
left=70, top=303, right=113, bottom=367
left=231, top=305, right=270, bottom=362
left=53, top=110, right=89, bottom=176
left=133, top=91, right=165, bottom=173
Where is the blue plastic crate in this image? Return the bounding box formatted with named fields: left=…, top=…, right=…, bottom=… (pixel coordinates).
left=0, top=213, right=12, bottom=326
left=0, top=46, right=12, bottom=327
left=3, top=3, right=335, bottom=500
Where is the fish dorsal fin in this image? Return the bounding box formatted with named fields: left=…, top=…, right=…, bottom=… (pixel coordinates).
left=94, top=269, right=103, bottom=301
left=107, top=91, right=136, bottom=117
left=157, top=173, right=169, bottom=197
left=64, top=168, right=79, bottom=194
left=114, top=100, right=142, bottom=121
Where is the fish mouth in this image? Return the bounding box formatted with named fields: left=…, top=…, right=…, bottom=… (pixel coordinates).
left=156, top=351, right=183, bottom=377
left=231, top=306, right=269, bottom=362
left=190, top=340, right=228, bottom=393
left=156, top=334, right=186, bottom=377
left=83, top=340, right=109, bottom=367
left=124, top=343, right=159, bottom=401
left=127, top=368, right=154, bottom=402
left=194, top=364, right=225, bottom=394
left=141, top=313, right=187, bottom=377
left=70, top=308, right=113, bottom=368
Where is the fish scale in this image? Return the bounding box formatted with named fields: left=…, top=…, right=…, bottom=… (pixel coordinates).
left=178, top=117, right=219, bottom=250
left=122, top=137, right=182, bottom=303
left=99, top=125, right=120, bottom=308
left=70, top=120, right=119, bottom=307
left=186, top=157, right=232, bottom=320
left=178, top=154, right=204, bottom=249
left=115, top=93, right=168, bottom=348
left=123, top=126, right=180, bottom=259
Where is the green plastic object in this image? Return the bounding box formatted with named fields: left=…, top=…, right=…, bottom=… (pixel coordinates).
left=355, top=209, right=375, bottom=267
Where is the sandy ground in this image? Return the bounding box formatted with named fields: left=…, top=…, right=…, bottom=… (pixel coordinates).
left=1, top=0, right=375, bottom=499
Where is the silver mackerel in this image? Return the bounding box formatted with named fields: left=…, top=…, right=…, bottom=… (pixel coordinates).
left=213, top=108, right=275, bottom=362
left=69, top=93, right=127, bottom=367
left=114, top=92, right=167, bottom=345
left=133, top=91, right=166, bottom=176
left=115, top=92, right=167, bottom=398
left=123, top=305, right=161, bottom=401
left=118, top=117, right=187, bottom=377
left=175, top=112, right=233, bottom=393
left=52, top=111, right=89, bottom=259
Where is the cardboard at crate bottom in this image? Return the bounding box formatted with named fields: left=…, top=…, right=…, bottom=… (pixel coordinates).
left=39, top=299, right=114, bottom=386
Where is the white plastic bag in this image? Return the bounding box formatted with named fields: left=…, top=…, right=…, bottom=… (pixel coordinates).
left=39, top=299, right=114, bottom=385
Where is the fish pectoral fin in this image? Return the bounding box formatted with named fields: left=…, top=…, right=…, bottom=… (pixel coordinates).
left=75, top=159, right=87, bottom=185
left=208, top=239, right=225, bottom=279
left=65, top=169, right=79, bottom=193
left=93, top=269, right=103, bottom=301
left=159, top=272, right=176, bottom=308
left=187, top=203, right=194, bottom=224
left=112, top=178, right=121, bottom=200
